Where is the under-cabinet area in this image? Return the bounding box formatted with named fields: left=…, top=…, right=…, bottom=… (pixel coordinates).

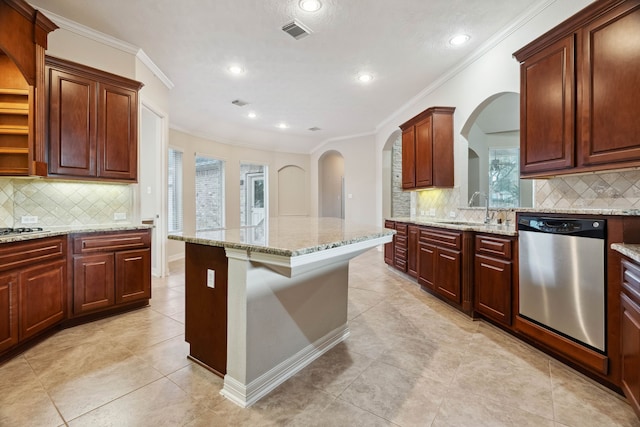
left=0, top=227, right=152, bottom=360
left=385, top=215, right=640, bottom=402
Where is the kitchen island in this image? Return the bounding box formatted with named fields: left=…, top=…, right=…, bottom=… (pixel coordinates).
left=168, top=217, right=394, bottom=407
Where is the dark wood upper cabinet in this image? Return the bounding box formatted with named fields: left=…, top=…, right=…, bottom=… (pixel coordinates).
left=400, top=106, right=455, bottom=190
left=46, top=56, right=143, bottom=182
left=515, top=0, right=640, bottom=178
left=0, top=0, right=56, bottom=177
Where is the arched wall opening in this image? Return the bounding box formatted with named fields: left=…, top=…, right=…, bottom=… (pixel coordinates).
left=318, top=150, right=345, bottom=218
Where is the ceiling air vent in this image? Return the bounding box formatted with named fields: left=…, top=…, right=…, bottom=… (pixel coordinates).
left=282, top=20, right=312, bottom=40
left=231, top=99, right=249, bottom=107
left=308, top=127, right=322, bottom=131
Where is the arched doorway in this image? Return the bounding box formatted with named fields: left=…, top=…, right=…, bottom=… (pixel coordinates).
left=318, top=150, right=344, bottom=218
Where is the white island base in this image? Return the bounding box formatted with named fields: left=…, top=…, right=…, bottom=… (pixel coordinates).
left=221, top=236, right=389, bottom=407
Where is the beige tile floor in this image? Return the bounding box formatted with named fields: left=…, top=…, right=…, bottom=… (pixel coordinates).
left=1, top=247, right=639, bottom=427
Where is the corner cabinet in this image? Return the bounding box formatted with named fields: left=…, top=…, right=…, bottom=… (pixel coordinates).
left=46, top=56, right=144, bottom=182
left=0, top=0, right=57, bottom=176
left=515, top=0, right=640, bottom=178
left=70, top=229, right=151, bottom=317
left=400, top=107, right=455, bottom=190
left=0, top=236, right=66, bottom=353
left=621, top=257, right=640, bottom=418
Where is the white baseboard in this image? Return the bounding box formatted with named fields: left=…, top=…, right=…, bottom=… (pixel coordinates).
left=220, top=323, right=350, bottom=408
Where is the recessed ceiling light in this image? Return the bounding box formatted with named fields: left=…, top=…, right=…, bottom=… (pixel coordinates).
left=277, top=122, right=289, bottom=129
left=357, top=73, right=374, bottom=83
left=299, top=0, right=322, bottom=12
left=228, top=65, right=245, bottom=75
left=449, top=34, right=470, bottom=46
left=247, top=111, right=257, bottom=119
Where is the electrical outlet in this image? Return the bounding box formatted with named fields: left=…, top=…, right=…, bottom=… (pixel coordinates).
left=420, top=210, right=425, bottom=216
left=21, top=215, right=38, bottom=224
left=449, top=211, right=456, bottom=218
left=429, top=208, right=436, bottom=216
left=207, top=269, right=215, bottom=288
left=114, top=212, right=127, bottom=221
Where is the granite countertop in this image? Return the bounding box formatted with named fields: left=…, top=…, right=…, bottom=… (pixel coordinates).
left=514, top=207, right=640, bottom=216
left=387, top=217, right=517, bottom=236
left=611, top=243, right=640, bottom=263
left=0, top=223, right=153, bottom=244
left=168, top=217, right=395, bottom=257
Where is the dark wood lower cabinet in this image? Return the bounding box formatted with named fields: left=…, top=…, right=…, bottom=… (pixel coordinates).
left=434, top=246, right=461, bottom=304
left=19, top=260, right=66, bottom=340
left=621, top=293, right=640, bottom=418
left=70, top=230, right=151, bottom=317
left=384, top=220, right=394, bottom=266
left=407, top=225, right=419, bottom=278
left=0, top=272, right=18, bottom=352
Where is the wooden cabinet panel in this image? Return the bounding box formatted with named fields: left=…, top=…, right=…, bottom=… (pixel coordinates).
left=520, top=35, right=575, bottom=175
left=0, top=236, right=65, bottom=273
left=394, top=223, right=408, bottom=272
left=73, top=253, right=114, bottom=314
left=97, top=82, right=137, bottom=180
left=47, top=68, right=96, bottom=177
left=401, top=127, right=415, bottom=189
left=414, top=116, right=433, bottom=187
left=621, top=293, right=640, bottom=418
left=407, top=225, right=419, bottom=278
left=475, top=254, right=512, bottom=326
left=115, top=248, right=151, bottom=304
left=435, top=247, right=461, bottom=304
left=579, top=2, right=640, bottom=167
left=384, top=220, right=394, bottom=266
left=418, top=242, right=435, bottom=290
left=46, top=56, right=142, bottom=182
left=399, top=107, right=455, bottom=189
left=0, top=273, right=18, bottom=352
left=18, top=259, right=65, bottom=340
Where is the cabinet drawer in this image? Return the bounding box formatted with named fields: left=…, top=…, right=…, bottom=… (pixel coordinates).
left=395, top=223, right=408, bottom=236
left=384, top=220, right=395, bottom=230
left=0, top=237, right=65, bottom=273
left=419, top=228, right=461, bottom=250
left=622, top=259, right=640, bottom=306
left=73, top=231, right=151, bottom=254
left=475, top=235, right=513, bottom=260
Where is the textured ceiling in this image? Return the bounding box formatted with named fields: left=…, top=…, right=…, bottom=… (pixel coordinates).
left=28, top=0, right=540, bottom=153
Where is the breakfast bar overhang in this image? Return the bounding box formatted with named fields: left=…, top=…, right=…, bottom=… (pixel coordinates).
left=169, top=217, right=394, bottom=408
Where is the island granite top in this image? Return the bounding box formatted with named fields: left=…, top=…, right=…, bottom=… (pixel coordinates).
left=168, top=217, right=394, bottom=257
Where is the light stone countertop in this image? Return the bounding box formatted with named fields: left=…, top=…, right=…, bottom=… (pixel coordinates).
left=611, top=243, right=640, bottom=263
left=387, top=217, right=517, bottom=236
left=0, top=223, right=153, bottom=244
left=168, top=217, right=395, bottom=257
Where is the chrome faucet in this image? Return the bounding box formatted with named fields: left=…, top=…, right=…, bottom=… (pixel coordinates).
left=468, top=191, right=492, bottom=224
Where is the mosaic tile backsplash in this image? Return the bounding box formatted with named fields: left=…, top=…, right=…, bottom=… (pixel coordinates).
left=0, top=178, right=133, bottom=228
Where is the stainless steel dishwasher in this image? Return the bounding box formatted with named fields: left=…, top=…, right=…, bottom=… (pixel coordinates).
left=518, top=215, right=606, bottom=352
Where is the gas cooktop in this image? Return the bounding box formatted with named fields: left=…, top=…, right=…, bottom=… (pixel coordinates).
left=0, top=227, right=46, bottom=236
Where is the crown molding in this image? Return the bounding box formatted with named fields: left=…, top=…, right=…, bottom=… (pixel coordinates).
left=375, top=0, right=555, bottom=133
left=34, top=6, right=174, bottom=90
left=310, top=130, right=377, bottom=155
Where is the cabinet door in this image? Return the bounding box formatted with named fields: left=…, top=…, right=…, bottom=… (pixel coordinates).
left=418, top=242, right=436, bottom=290
left=520, top=35, right=575, bottom=175
left=401, top=127, right=415, bottom=189
left=407, top=225, right=419, bottom=278
left=474, top=254, right=512, bottom=326
left=384, top=221, right=394, bottom=266
left=97, top=83, right=138, bottom=180
left=579, top=2, right=640, bottom=167
left=435, top=247, right=461, bottom=304
left=0, top=273, right=18, bottom=352
left=73, top=253, right=115, bottom=315
left=115, top=248, right=151, bottom=304
left=48, top=67, right=97, bottom=177
left=19, top=260, right=66, bottom=340
left=621, top=293, right=640, bottom=417
left=414, top=116, right=433, bottom=187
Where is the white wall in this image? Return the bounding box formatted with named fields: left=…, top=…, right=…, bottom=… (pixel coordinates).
left=311, top=134, right=378, bottom=226
left=373, top=0, right=594, bottom=223
left=168, top=128, right=310, bottom=260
